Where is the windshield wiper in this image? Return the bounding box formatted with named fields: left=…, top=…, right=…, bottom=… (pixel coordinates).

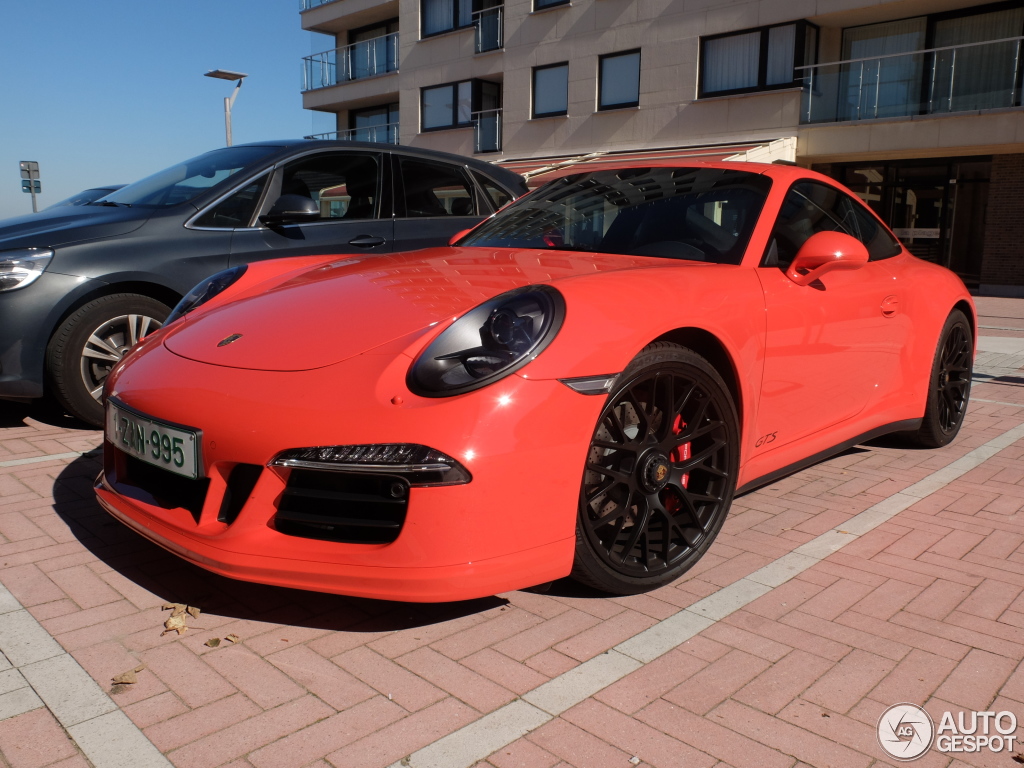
left=92, top=200, right=129, bottom=207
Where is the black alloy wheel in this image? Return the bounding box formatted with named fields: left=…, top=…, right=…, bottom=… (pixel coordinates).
left=571, top=343, right=739, bottom=594
left=911, top=309, right=973, bottom=448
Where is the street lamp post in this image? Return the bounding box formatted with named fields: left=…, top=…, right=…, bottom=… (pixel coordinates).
left=203, top=69, right=248, bottom=146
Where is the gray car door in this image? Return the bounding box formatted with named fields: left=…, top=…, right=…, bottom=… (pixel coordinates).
left=391, top=157, right=488, bottom=251
left=227, top=149, right=395, bottom=266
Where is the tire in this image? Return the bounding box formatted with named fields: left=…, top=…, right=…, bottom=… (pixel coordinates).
left=571, top=342, right=740, bottom=595
left=46, top=294, right=170, bottom=426
left=910, top=309, right=973, bottom=448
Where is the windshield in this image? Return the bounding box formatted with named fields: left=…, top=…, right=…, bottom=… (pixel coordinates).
left=462, top=167, right=772, bottom=264
left=96, top=146, right=280, bottom=208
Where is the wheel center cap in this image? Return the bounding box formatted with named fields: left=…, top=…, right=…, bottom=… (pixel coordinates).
left=939, top=370, right=950, bottom=387
left=639, top=451, right=672, bottom=492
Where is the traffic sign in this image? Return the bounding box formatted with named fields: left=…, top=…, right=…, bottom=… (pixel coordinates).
left=21, top=180, right=41, bottom=193
left=19, top=161, right=40, bottom=179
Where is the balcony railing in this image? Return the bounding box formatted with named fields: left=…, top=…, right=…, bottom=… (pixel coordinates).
left=301, top=0, right=339, bottom=9
left=473, top=6, right=503, bottom=53
left=304, top=123, right=401, bottom=144
left=799, top=36, right=1024, bottom=124
left=473, top=108, right=502, bottom=153
left=302, top=33, right=399, bottom=90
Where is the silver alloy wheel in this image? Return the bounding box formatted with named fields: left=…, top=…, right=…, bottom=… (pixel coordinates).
left=79, top=313, right=162, bottom=401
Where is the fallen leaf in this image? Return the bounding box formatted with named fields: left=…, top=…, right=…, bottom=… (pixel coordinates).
left=1012, top=755, right=1024, bottom=765
left=400, top=757, right=411, bottom=766
left=837, top=530, right=851, bottom=535
left=109, top=683, right=132, bottom=695
left=225, top=634, right=240, bottom=644
left=162, top=614, right=188, bottom=636
left=186, top=605, right=201, bottom=620
left=111, top=670, right=137, bottom=685
left=205, top=638, right=221, bottom=648
left=133, top=664, right=147, bottom=673
left=821, top=712, right=830, bottom=718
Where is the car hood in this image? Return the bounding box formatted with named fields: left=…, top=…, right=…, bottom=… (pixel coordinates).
left=162, top=247, right=682, bottom=371
left=0, top=206, right=149, bottom=251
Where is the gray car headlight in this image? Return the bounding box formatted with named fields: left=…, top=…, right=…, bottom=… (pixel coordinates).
left=0, top=248, right=54, bottom=292
left=408, top=284, right=565, bottom=397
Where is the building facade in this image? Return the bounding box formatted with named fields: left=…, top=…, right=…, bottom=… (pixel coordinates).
left=300, top=0, right=1024, bottom=294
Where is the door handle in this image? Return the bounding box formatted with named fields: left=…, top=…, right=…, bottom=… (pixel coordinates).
left=348, top=235, right=386, bottom=248
left=881, top=295, right=900, bottom=318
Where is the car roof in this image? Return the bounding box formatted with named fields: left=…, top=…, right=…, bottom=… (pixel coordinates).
left=231, top=140, right=527, bottom=193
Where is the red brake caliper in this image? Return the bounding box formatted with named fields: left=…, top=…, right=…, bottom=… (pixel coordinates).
left=670, top=415, right=690, bottom=488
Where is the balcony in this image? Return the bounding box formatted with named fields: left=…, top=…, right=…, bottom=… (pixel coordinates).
left=300, top=0, right=339, bottom=8
left=304, top=123, right=400, bottom=143
left=302, top=33, right=398, bottom=91
left=473, top=109, right=502, bottom=153
left=473, top=6, right=503, bottom=53
left=799, top=36, right=1024, bottom=124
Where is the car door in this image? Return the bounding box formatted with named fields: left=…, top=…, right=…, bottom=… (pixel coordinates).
left=391, top=156, right=488, bottom=251
left=227, top=150, right=394, bottom=265
left=754, top=180, right=907, bottom=451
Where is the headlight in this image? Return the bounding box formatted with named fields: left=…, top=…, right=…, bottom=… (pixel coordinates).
left=165, top=265, right=248, bottom=324
left=408, top=284, right=565, bottom=397
left=0, top=248, right=53, bottom=292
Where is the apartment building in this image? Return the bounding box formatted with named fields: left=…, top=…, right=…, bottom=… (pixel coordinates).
left=300, top=0, right=1024, bottom=294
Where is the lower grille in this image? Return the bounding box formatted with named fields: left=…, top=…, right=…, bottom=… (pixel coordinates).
left=274, top=469, right=408, bottom=544
left=115, top=450, right=210, bottom=521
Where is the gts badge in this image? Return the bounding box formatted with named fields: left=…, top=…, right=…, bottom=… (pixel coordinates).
left=755, top=431, right=778, bottom=448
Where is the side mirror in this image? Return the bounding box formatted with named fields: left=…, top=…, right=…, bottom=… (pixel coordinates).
left=786, top=231, right=869, bottom=286
left=259, top=194, right=321, bottom=226
left=449, top=228, right=472, bottom=246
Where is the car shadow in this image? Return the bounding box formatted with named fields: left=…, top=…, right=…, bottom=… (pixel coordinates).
left=51, top=454, right=508, bottom=635
left=0, top=399, right=95, bottom=430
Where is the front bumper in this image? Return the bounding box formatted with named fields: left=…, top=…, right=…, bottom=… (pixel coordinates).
left=0, top=271, right=104, bottom=400
left=96, top=343, right=604, bottom=602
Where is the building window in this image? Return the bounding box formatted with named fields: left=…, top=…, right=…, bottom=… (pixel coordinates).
left=533, top=63, right=568, bottom=117
left=700, top=21, right=818, bottom=97
left=349, top=103, right=399, bottom=143
left=535, top=0, right=568, bottom=10
left=422, top=0, right=473, bottom=36
left=598, top=50, right=641, bottom=110
left=420, top=79, right=500, bottom=131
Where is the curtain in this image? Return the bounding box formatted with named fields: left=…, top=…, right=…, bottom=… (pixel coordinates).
left=766, top=25, right=796, bottom=85
left=423, top=0, right=453, bottom=35
left=703, top=32, right=759, bottom=92
left=840, top=17, right=926, bottom=119
left=933, top=7, right=1024, bottom=111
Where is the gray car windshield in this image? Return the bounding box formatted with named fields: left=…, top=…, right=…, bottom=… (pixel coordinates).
left=461, top=167, right=772, bottom=265
left=95, top=146, right=280, bottom=208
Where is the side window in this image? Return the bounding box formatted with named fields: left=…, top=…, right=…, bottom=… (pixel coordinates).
left=193, top=176, right=268, bottom=229
left=472, top=170, right=512, bottom=211
left=277, top=153, right=381, bottom=221
left=764, top=181, right=900, bottom=268
left=400, top=159, right=476, bottom=217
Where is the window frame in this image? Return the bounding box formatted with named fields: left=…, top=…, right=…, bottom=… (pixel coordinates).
left=698, top=20, right=819, bottom=99
left=760, top=178, right=902, bottom=269
left=263, top=150, right=389, bottom=225
left=420, top=0, right=474, bottom=38
left=395, top=157, right=479, bottom=219
left=532, top=62, right=570, bottom=118
left=597, top=49, right=642, bottom=110
left=419, top=78, right=501, bottom=132
left=534, top=0, right=569, bottom=11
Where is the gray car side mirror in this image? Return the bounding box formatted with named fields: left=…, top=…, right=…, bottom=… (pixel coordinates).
left=260, top=194, right=321, bottom=226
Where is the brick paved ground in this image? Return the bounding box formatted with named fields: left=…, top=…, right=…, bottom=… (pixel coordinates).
left=0, top=297, right=1022, bottom=768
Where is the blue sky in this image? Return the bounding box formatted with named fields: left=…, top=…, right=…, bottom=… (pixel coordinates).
left=0, top=1, right=334, bottom=219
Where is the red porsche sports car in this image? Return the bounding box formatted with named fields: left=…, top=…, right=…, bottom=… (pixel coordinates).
left=95, top=162, right=974, bottom=602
